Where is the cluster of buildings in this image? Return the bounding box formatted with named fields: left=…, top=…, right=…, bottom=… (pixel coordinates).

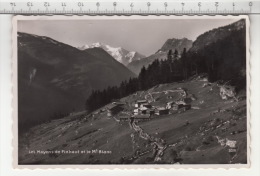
left=106, top=96, right=193, bottom=122
left=134, top=98, right=192, bottom=117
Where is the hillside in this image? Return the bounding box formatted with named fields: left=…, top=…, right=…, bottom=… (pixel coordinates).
left=78, top=42, right=145, bottom=66
left=185, top=19, right=246, bottom=83
left=128, top=38, right=192, bottom=74
left=189, top=19, right=245, bottom=53
left=18, top=77, right=247, bottom=164
left=18, top=32, right=136, bottom=132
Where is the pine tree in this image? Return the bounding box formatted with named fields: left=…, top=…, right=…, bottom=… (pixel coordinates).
left=138, top=66, right=147, bottom=90
left=167, top=50, right=173, bottom=72
left=181, top=48, right=188, bottom=79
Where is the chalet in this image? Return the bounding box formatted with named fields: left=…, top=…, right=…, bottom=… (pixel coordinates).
left=155, top=108, right=169, bottom=115
left=166, top=101, right=175, bottom=109
left=183, top=104, right=191, bottom=110
left=147, top=109, right=155, bottom=116
left=140, top=107, right=148, bottom=114
left=135, top=100, right=147, bottom=108
left=133, top=109, right=139, bottom=115
left=178, top=104, right=191, bottom=113
left=172, top=104, right=184, bottom=110
left=107, top=104, right=124, bottom=117
left=140, top=103, right=152, bottom=109
left=175, top=98, right=192, bottom=105
left=100, top=109, right=106, bottom=112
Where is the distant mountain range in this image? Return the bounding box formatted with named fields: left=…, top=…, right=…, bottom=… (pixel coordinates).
left=128, top=38, right=193, bottom=74
left=18, top=33, right=135, bottom=132
left=78, top=43, right=145, bottom=66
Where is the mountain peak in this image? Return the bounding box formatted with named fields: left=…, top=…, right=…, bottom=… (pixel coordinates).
left=79, top=42, right=104, bottom=50
left=91, top=42, right=103, bottom=47
left=157, top=37, right=193, bottom=53
left=79, top=43, right=145, bottom=66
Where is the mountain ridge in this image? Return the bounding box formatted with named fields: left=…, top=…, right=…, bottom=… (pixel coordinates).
left=189, top=19, right=245, bottom=53
left=127, top=38, right=193, bottom=74
left=78, top=42, right=145, bottom=66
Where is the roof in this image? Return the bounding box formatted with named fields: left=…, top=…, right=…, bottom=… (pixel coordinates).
left=140, top=107, right=148, bottom=111
left=156, top=107, right=166, bottom=110
left=167, top=101, right=175, bottom=105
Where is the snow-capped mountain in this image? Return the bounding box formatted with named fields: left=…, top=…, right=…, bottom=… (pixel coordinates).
left=78, top=43, right=145, bottom=66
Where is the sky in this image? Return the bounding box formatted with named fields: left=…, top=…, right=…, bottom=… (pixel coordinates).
left=18, top=18, right=239, bottom=56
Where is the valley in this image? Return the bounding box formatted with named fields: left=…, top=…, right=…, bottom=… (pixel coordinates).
left=18, top=33, right=136, bottom=132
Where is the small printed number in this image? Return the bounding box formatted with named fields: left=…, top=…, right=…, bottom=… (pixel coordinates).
left=78, top=2, right=84, bottom=7
left=44, top=2, right=50, bottom=7
left=10, top=2, right=16, bottom=6
left=27, top=2, right=33, bottom=7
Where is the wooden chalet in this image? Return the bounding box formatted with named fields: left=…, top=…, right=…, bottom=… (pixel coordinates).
left=155, top=108, right=169, bottom=115
left=140, top=103, right=152, bottom=109
left=107, top=104, right=124, bottom=117
left=135, top=100, right=147, bottom=108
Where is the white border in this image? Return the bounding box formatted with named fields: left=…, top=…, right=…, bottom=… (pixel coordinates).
left=1, top=14, right=259, bottom=176
left=12, top=15, right=250, bottom=169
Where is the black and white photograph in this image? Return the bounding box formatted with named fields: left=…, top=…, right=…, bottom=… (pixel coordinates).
left=14, top=16, right=249, bottom=166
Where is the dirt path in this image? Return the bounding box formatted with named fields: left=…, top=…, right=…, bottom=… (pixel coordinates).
left=129, top=119, right=167, bottom=162
left=144, top=88, right=187, bottom=102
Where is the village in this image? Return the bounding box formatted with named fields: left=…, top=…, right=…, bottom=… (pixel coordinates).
left=78, top=74, right=243, bottom=132
left=105, top=87, right=193, bottom=122
left=99, top=74, right=240, bottom=126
